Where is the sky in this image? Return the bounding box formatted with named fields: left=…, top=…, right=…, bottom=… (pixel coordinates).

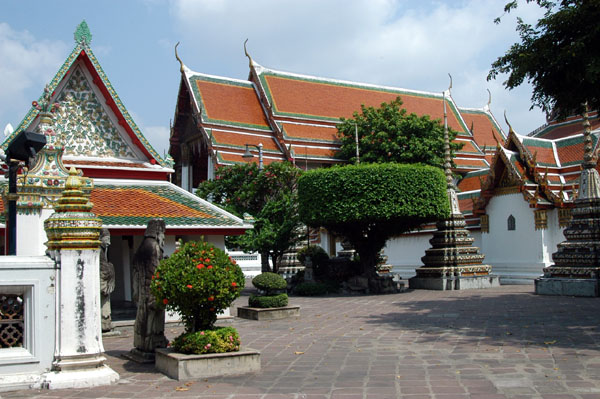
left=0, top=0, right=548, bottom=159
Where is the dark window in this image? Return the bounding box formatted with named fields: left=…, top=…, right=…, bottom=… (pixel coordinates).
left=507, top=215, right=516, bottom=231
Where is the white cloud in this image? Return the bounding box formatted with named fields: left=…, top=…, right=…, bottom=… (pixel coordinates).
left=170, top=0, right=547, bottom=134
left=0, top=23, right=68, bottom=134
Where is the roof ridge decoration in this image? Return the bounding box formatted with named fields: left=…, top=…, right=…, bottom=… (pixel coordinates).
left=2, top=22, right=169, bottom=169
left=74, top=20, right=92, bottom=47
left=175, top=42, right=186, bottom=74
left=244, top=39, right=253, bottom=69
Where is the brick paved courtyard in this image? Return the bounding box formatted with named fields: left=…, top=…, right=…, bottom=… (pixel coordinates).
left=4, top=284, right=600, bottom=399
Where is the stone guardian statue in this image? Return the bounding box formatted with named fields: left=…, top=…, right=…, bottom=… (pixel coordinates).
left=99, top=228, right=115, bottom=332
left=129, top=219, right=168, bottom=361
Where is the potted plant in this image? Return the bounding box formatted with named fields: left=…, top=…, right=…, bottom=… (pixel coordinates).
left=150, top=240, right=260, bottom=379
left=238, top=272, right=300, bottom=320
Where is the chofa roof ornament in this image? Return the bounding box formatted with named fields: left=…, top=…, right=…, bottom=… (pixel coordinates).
left=74, top=20, right=92, bottom=46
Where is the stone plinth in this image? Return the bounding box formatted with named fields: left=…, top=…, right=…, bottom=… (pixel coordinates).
left=237, top=306, right=300, bottom=320
left=535, top=277, right=599, bottom=297
left=410, top=273, right=500, bottom=291
left=155, top=348, right=260, bottom=380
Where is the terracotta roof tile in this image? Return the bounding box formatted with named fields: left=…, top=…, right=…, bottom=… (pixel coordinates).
left=91, top=183, right=246, bottom=228
left=290, top=145, right=338, bottom=159
left=460, top=110, right=504, bottom=148
left=453, top=158, right=488, bottom=169
left=261, top=74, right=466, bottom=132
left=280, top=123, right=340, bottom=143
left=216, top=152, right=287, bottom=166
left=191, top=77, right=270, bottom=129
left=534, top=114, right=600, bottom=139
left=458, top=175, right=483, bottom=192
left=521, top=138, right=557, bottom=166
left=210, top=130, right=281, bottom=152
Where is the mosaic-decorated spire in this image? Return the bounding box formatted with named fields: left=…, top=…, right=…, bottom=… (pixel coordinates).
left=536, top=104, right=600, bottom=296
left=74, top=20, right=92, bottom=46
left=409, top=77, right=498, bottom=291
left=44, top=167, right=102, bottom=251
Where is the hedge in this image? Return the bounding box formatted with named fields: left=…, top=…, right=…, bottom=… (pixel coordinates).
left=298, top=163, right=449, bottom=230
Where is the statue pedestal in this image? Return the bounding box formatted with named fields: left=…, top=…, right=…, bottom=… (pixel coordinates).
left=409, top=274, right=500, bottom=290
left=535, top=277, right=599, bottom=297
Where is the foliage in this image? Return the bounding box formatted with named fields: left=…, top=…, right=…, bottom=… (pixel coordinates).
left=197, top=162, right=303, bottom=273
left=171, top=326, right=240, bottom=355
left=294, top=281, right=338, bottom=296
left=252, top=272, right=287, bottom=293
left=488, top=0, right=600, bottom=117
left=249, top=293, right=289, bottom=308
left=297, top=245, right=330, bottom=278
left=151, top=241, right=245, bottom=332
left=298, top=163, right=449, bottom=275
left=336, top=97, right=461, bottom=166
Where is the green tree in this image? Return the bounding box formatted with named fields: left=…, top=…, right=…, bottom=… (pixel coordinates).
left=488, top=0, right=600, bottom=117
left=197, top=162, right=303, bottom=273
left=298, top=163, right=449, bottom=277
left=336, top=96, right=461, bottom=167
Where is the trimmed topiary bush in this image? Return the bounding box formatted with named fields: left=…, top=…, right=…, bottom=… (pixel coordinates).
left=298, top=163, right=449, bottom=277
left=150, top=240, right=245, bottom=354
left=250, top=272, right=288, bottom=308
left=249, top=293, right=289, bottom=308
left=252, top=272, right=287, bottom=293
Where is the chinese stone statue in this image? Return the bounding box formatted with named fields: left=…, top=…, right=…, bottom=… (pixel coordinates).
left=99, top=228, right=115, bottom=332
left=131, top=219, right=168, bottom=358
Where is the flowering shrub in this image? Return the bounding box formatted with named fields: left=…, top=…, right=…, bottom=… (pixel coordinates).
left=171, top=326, right=240, bottom=355
left=151, top=241, right=245, bottom=333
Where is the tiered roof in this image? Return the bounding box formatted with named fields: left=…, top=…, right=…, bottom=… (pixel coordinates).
left=173, top=52, right=504, bottom=173
left=459, top=126, right=600, bottom=216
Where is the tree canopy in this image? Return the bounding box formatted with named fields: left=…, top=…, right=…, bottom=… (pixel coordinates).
left=196, top=162, right=303, bottom=273
left=298, top=163, right=450, bottom=276
left=488, top=0, right=600, bottom=118
left=335, top=96, right=461, bottom=167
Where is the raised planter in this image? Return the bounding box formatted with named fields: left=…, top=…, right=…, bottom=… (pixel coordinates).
left=155, top=347, right=260, bottom=380
left=237, top=305, right=300, bottom=321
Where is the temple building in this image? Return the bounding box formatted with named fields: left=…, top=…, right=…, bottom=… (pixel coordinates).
left=170, top=46, right=600, bottom=282
left=0, top=22, right=251, bottom=307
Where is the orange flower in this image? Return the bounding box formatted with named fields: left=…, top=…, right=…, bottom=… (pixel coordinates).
left=208, top=296, right=214, bottom=301
left=231, top=282, right=237, bottom=287
left=207, top=265, right=213, bottom=270
left=197, top=264, right=205, bottom=269
left=163, top=298, right=169, bottom=305
left=186, top=284, right=193, bottom=289
left=205, top=258, right=211, bottom=262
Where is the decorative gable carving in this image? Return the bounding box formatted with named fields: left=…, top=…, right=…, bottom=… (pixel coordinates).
left=53, top=66, right=137, bottom=159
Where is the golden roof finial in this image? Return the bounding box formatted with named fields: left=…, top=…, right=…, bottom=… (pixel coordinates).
left=175, top=42, right=185, bottom=74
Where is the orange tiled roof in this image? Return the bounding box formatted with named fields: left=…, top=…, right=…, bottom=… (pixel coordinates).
left=90, top=181, right=249, bottom=229
left=280, top=123, right=340, bottom=143
left=453, top=158, right=488, bottom=169
left=290, top=145, right=338, bottom=159
left=521, top=138, right=557, bottom=166
left=532, top=113, right=600, bottom=139
left=190, top=76, right=270, bottom=129
left=92, top=188, right=211, bottom=219
left=460, top=110, right=504, bottom=148
left=209, top=129, right=281, bottom=152
left=216, top=152, right=286, bottom=166
left=260, top=73, right=467, bottom=132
